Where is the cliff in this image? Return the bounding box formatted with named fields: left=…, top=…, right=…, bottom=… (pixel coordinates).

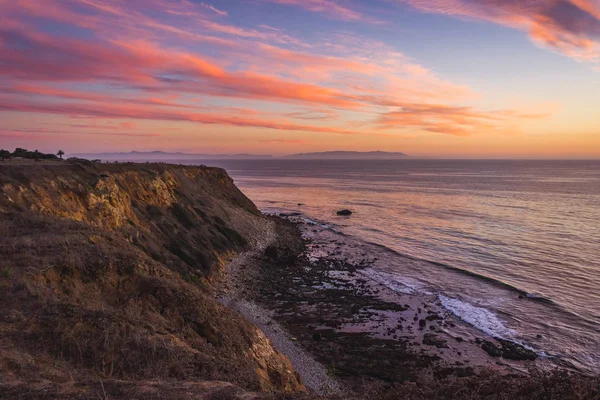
left=0, top=161, right=303, bottom=397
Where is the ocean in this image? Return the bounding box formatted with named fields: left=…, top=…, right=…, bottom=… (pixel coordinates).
left=188, top=159, right=600, bottom=373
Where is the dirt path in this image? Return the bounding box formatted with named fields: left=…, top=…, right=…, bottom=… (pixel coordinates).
left=217, top=219, right=341, bottom=395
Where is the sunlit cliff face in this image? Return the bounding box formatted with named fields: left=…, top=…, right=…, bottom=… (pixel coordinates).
left=1, top=0, right=599, bottom=158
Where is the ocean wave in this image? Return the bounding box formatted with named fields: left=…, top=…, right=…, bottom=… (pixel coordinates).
left=283, top=210, right=548, bottom=301
left=359, top=268, right=427, bottom=295
left=274, top=209, right=591, bottom=326
left=358, top=239, right=561, bottom=307
left=439, top=295, right=517, bottom=339
left=426, top=261, right=557, bottom=305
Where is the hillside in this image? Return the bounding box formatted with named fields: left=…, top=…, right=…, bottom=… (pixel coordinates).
left=0, top=160, right=303, bottom=398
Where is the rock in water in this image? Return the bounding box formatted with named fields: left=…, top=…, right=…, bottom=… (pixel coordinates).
left=496, top=339, right=538, bottom=361
left=336, top=209, right=353, bottom=216
left=481, top=341, right=503, bottom=357
left=481, top=339, right=537, bottom=360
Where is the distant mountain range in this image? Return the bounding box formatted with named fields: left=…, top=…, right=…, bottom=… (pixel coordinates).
left=73, top=150, right=409, bottom=161
left=72, top=151, right=274, bottom=160
left=285, top=151, right=408, bottom=159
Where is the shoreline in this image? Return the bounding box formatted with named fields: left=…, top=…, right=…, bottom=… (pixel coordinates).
left=218, top=213, right=554, bottom=393
left=217, top=217, right=342, bottom=394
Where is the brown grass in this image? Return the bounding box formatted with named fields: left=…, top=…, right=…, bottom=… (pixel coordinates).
left=0, top=162, right=303, bottom=395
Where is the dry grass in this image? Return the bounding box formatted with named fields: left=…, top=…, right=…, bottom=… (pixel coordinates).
left=0, top=162, right=303, bottom=396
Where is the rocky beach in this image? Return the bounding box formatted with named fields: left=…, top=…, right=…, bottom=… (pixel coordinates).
left=217, top=212, right=550, bottom=391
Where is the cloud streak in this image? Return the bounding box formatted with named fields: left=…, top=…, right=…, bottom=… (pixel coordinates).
left=259, top=0, right=379, bottom=22
left=377, top=103, right=551, bottom=136
left=0, top=0, right=553, bottom=150
left=399, top=0, right=600, bottom=61
left=0, top=98, right=376, bottom=136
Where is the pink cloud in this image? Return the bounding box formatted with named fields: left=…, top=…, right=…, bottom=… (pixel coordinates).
left=399, top=0, right=600, bottom=61
left=0, top=0, right=553, bottom=142
left=0, top=29, right=366, bottom=109
left=0, top=98, right=374, bottom=136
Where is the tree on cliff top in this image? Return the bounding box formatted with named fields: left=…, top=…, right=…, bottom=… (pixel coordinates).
left=57, top=150, right=65, bottom=159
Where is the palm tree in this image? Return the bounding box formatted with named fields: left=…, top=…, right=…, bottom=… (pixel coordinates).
left=57, top=150, right=65, bottom=159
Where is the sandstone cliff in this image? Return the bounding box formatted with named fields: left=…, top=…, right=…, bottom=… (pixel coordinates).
left=0, top=161, right=303, bottom=397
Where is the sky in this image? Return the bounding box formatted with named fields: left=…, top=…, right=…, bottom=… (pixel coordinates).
left=1, top=0, right=599, bottom=158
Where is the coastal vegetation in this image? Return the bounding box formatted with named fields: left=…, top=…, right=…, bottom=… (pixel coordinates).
left=0, top=148, right=61, bottom=161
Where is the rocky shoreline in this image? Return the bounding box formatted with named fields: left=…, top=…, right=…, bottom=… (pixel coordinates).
left=219, top=213, right=550, bottom=394
left=1, top=162, right=596, bottom=400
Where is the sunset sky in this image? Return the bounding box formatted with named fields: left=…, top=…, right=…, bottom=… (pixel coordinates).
left=1, top=0, right=599, bottom=158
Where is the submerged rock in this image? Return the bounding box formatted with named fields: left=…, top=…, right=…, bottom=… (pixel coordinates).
left=279, top=212, right=302, bottom=217
left=496, top=339, right=538, bottom=361
left=265, top=245, right=278, bottom=259
left=481, top=339, right=538, bottom=361
left=481, top=341, right=503, bottom=357
left=423, top=333, right=448, bottom=348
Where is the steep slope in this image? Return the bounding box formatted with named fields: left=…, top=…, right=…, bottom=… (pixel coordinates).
left=0, top=161, right=303, bottom=395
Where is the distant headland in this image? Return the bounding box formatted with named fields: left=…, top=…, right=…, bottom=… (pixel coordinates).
left=284, top=151, right=408, bottom=159
left=71, top=150, right=410, bottom=161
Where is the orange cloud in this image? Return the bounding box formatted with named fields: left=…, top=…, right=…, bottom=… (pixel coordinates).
left=260, top=139, right=311, bottom=144
left=0, top=98, right=374, bottom=136
left=0, top=128, right=160, bottom=138
left=377, top=103, right=551, bottom=136
left=0, top=0, right=554, bottom=145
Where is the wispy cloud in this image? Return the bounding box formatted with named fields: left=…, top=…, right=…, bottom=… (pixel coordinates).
left=199, top=2, right=228, bottom=16
left=0, top=0, right=552, bottom=146
left=0, top=128, right=160, bottom=138
left=377, top=103, right=552, bottom=136
left=399, top=0, right=600, bottom=62
left=258, top=0, right=370, bottom=22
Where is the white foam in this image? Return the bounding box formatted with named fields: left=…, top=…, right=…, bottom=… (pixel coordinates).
left=526, top=293, right=543, bottom=299
left=308, top=256, right=319, bottom=265
left=360, top=268, right=422, bottom=295
left=439, top=295, right=516, bottom=339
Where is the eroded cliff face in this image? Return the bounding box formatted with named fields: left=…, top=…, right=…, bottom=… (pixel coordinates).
left=0, top=161, right=303, bottom=395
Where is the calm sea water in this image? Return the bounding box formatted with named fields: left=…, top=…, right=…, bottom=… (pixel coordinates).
left=188, top=159, right=600, bottom=373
